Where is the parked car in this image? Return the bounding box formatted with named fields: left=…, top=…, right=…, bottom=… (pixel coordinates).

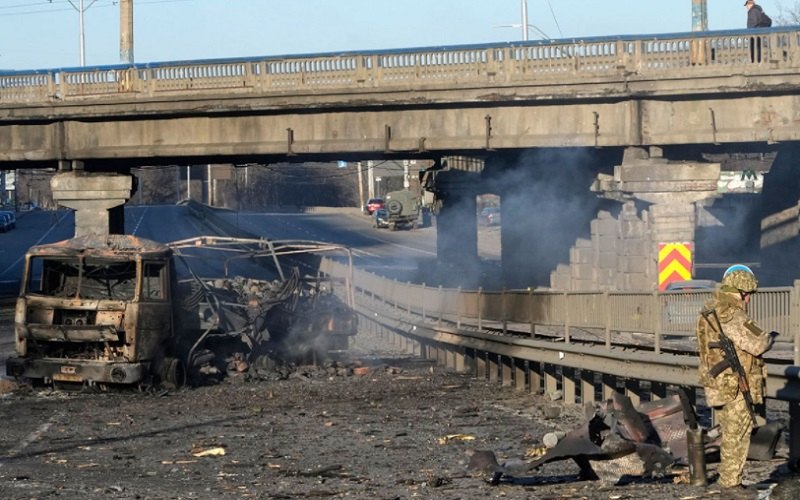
left=0, top=211, right=15, bottom=232
left=372, top=208, right=389, bottom=228
left=363, top=198, right=384, bottom=215
left=479, top=206, right=501, bottom=226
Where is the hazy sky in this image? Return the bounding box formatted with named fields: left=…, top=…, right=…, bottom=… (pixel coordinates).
left=0, top=0, right=784, bottom=70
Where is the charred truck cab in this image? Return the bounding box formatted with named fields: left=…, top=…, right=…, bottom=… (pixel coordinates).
left=6, top=235, right=183, bottom=387
left=7, top=234, right=357, bottom=388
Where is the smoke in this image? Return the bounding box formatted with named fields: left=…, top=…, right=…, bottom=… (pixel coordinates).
left=485, top=148, right=618, bottom=289
left=752, top=144, right=800, bottom=285
left=694, top=195, right=760, bottom=281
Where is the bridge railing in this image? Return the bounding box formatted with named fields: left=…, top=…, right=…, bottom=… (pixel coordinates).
left=319, top=257, right=800, bottom=365
left=2, top=27, right=799, bottom=103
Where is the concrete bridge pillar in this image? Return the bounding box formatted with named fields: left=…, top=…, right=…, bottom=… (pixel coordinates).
left=423, top=165, right=482, bottom=288
left=591, top=147, right=720, bottom=289
left=436, top=191, right=480, bottom=287
left=51, top=171, right=132, bottom=237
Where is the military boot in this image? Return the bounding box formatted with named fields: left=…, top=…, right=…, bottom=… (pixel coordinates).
left=719, top=484, right=756, bottom=499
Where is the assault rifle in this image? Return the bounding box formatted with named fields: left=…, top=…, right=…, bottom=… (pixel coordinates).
left=701, top=309, right=757, bottom=424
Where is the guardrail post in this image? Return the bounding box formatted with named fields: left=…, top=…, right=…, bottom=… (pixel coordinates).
left=604, top=291, right=611, bottom=348
left=530, top=361, right=542, bottom=395
left=456, top=286, right=462, bottom=329
left=544, top=364, right=558, bottom=396
left=502, top=288, right=508, bottom=335
left=528, top=288, right=535, bottom=336
left=625, top=379, right=642, bottom=407
left=393, top=279, right=399, bottom=313
left=453, top=346, right=467, bottom=373
left=489, top=353, right=499, bottom=383
left=421, top=283, right=427, bottom=321
left=653, top=290, right=662, bottom=354
left=514, top=358, right=526, bottom=392
left=792, top=280, right=800, bottom=365
left=407, top=281, right=412, bottom=315
left=478, top=287, right=483, bottom=332
left=581, top=370, right=596, bottom=405
left=437, top=285, right=443, bottom=326
left=563, top=367, right=577, bottom=405
left=651, top=382, right=667, bottom=401
left=501, top=356, right=513, bottom=387
left=476, top=350, right=487, bottom=380
left=602, top=373, right=618, bottom=400
left=563, top=292, right=570, bottom=343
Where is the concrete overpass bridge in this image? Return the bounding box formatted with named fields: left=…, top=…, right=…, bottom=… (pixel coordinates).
left=2, top=26, right=799, bottom=290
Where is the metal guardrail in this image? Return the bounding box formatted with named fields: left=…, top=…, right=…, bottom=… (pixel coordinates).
left=1, top=27, right=798, bottom=103
left=322, top=258, right=800, bottom=362
left=318, top=257, right=800, bottom=404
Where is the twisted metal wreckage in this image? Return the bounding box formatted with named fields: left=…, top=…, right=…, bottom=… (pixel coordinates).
left=473, top=390, right=782, bottom=487
left=6, top=235, right=357, bottom=388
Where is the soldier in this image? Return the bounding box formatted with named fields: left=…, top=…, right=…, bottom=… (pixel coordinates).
left=696, top=264, right=775, bottom=496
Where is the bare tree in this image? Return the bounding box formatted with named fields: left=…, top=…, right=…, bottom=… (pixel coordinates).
left=776, top=1, right=800, bottom=24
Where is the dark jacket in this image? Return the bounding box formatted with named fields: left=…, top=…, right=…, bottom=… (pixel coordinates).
left=748, top=5, right=766, bottom=28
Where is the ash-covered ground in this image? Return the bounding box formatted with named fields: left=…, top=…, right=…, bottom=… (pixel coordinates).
left=1, top=322, right=799, bottom=499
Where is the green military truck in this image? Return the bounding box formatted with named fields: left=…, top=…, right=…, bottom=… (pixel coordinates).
left=382, top=189, right=421, bottom=231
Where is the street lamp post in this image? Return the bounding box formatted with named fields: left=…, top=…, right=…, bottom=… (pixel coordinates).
left=521, top=0, right=529, bottom=41
left=67, top=0, right=99, bottom=66
left=496, top=0, right=550, bottom=41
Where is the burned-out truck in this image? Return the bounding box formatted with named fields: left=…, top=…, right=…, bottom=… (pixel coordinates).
left=6, top=234, right=357, bottom=388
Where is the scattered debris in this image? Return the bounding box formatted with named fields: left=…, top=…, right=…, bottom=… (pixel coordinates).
left=543, top=431, right=566, bottom=448
left=191, top=447, right=226, bottom=457
left=437, top=434, right=476, bottom=445
left=0, top=378, right=18, bottom=394
left=485, top=391, right=786, bottom=487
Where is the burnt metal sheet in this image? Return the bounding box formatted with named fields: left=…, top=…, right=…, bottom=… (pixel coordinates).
left=27, top=324, right=119, bottom=342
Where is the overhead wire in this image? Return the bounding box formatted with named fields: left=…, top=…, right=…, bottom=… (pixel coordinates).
left=0, top=0, right=192, bottom=17
left=545, top=0, right=563, bottom=38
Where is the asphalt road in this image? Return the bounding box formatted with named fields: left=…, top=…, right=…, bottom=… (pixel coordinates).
left=2, top=205, right=799, bottom=499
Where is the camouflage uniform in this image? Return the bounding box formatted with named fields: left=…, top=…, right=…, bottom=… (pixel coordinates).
left=696, top=284, right=772, bottom=488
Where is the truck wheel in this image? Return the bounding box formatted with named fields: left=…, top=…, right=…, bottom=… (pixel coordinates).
left=159, top=357, right=186, bottom=388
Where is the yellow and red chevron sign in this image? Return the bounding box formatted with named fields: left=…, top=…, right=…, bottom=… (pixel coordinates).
left=658, top=242, right=693, bottom=291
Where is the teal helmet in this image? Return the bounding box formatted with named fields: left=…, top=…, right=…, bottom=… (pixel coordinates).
left=721, top=264, right=758, bottom=293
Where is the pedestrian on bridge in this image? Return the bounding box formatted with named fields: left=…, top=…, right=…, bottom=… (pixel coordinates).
left=746, top=0, right=772, bottom=63
left=696, top=264, right=775, bottom=496
left=745, top=1, right=772, bottom=29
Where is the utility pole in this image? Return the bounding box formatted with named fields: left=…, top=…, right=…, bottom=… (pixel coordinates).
left=66, top=0, right=99, bottom=66
left=120, top=0, right=134, bottom=64
left=521, top=0, right=529, bottom=41
left=356, top=162, right=365, bottom=210
left=692, top=0, right=708, bottom=31
left=367, top=160, right=375, bottom=200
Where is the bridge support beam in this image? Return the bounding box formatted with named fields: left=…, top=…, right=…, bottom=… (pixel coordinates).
left=51, top=171, right=132, bottom=237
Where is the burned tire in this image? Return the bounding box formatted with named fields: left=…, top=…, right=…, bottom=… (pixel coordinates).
left=159, top=357, right=187, bottom=388
left=386, top=200, right=402, bottom=214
